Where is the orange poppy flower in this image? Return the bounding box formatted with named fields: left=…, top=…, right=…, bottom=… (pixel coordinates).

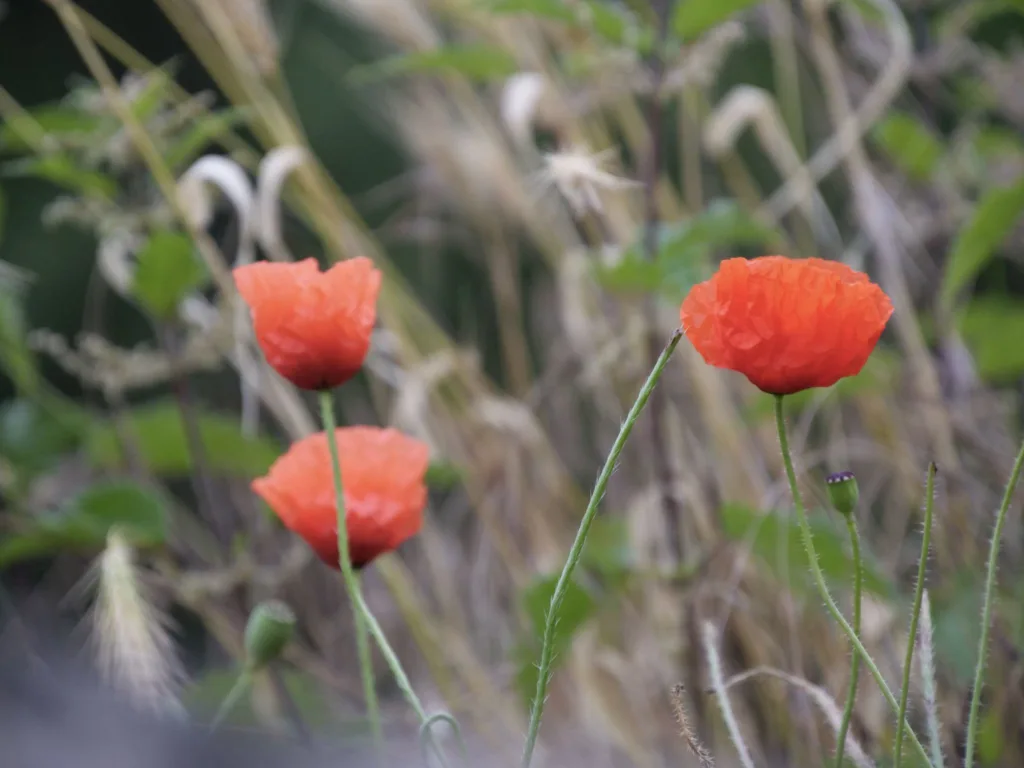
left=252, top=426, right=430, bottom=569
left=234, top=257, right=382, bottom=391
left=680, top=256, right=893, bottom=395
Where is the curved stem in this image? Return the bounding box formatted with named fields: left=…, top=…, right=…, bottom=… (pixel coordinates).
left=835, top=516, right=863, bottom=768
left=894, top=462, right=937, bottom=768
left=520, top=330, right=682, bottom=768
left=319, top=391, right=382, bottom=752
left=964, top=438, right=1024, bottom=767
left=773, top=395, right=933, bottom=768
left=210, top=668, right=251, bottom=732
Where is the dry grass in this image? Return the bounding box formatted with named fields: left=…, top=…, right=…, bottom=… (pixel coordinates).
left=5, top=0, right=1024, bottom=765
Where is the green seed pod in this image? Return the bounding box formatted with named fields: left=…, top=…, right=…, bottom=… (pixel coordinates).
left=826, top=471, right=859, bottom=518
left=244, top=600, right=295, bottom=670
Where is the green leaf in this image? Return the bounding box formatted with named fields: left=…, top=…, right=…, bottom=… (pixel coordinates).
left=0, top=280, right=39, bottom=394
left=931, top=572, right=982, bottom=686
left=86, top=401, right=284, bottom=477
left=597, top=200, right=782, bottom=300
left=165, top=108, right=249, bottom=171
left=941, top=178, right=1024, bottom=306
left=580, top=516, right=632, bottom=581
left=128, top=67, right=177, bottom=123
left=0, top=397, right=87, bottom=478
left=425, top=460, right=464, bottom=491
left=0, top=480, right=170, bottom=566
left=522, top=573, right=596, bottom=643
left=719, top=503, right=894, bottom=599
left=352, top=45, right=519, bottom=83
left=514, top=573, right=597, bottom=710
left=131, top=231, right=209, bottom=319
left=872, top=111, right=944, bottom=181
left=672, top=0, right=760, bottom=41
left=2, top=155, right=117, bottom=199
left=957, top=298, right=1024, bottom=383
left=0, top=106, right=102, bottom=153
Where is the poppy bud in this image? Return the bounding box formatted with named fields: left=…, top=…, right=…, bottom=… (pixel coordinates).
left=826, top=471, right=859, bottom=518
left=244, top=600, right=295, bottom=670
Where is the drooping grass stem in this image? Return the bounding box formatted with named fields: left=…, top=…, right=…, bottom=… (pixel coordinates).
left=520, top=330, right=682, bottom=768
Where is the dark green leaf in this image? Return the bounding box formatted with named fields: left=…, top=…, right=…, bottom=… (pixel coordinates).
left=85, top=400, right=283, bottom=477
left=2, top=155, right=117, bottom=199
left=0, top=106, right=102, bottom=153
left=352, top=45, right=519, bottom=83
left=0, top=282, right=39, bottom=394
left=131, top=231, right=209, bottom=319
left=0, top=397, right=87, bottom=478
left=872, top=111, right=944, bottom=181
left=719, top=503, right=894, bottom=599
left=957, top=298, right=1024, bottom=383
left=672, top=0, right=760, bottom=41
left=0, top=480, right=170, bottom=566
left=941, top=178, right=1024, bottom=306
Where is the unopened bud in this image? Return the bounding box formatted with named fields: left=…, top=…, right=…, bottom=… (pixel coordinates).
left=244, top=600, right=295, bottom=670
left=826, top=471, right=859, bottom=517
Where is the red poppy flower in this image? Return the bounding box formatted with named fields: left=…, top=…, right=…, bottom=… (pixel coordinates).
left=680, top=256, right=893, bottom=395
left=252, top=427, right=430, bottom=568
left=234, top=257, right=382, bottom=391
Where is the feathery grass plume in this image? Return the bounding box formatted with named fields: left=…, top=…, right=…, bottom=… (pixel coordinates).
left=670, top=684, right=714, bottom=768
left=918, top=591, right=944, bottom=768
left=92, top=530, right=185, bottom=718
left=534, top=145, right=641, bottom=217
left=702, top=623, right=755, bottom=768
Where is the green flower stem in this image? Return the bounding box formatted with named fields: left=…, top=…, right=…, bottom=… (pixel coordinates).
left=894, top=462, right=937, bottom=768
left=319, top=391, right=382, bottom=753
left=834, top=516, right=863, bottom=768
left=964, top=437, right=1024, bottom=768
left=773, top=395, right=933, bottom=768
left=210, top=668, right=252, bottom=732
left=521, top=330, right=682, bottom=768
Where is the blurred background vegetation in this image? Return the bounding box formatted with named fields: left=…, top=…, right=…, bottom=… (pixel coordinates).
left=3, top=0, right=1024, bottom=765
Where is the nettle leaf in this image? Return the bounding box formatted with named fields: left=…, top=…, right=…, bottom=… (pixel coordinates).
left=872, top=111, right=944, bottom=182
left=2, top=155, right=117, bottom=199
left=672, top=0, right=760, bottom=41
left=352, top=45, right=519, bottom=83
left=719, top=503, right=894, bottom=599
left=166, top=108, right=249, bottom=171
left=0, top=480, right=170, bottom=567
left=597, top=200, right=782, bottom=300
left=941, top=178, right=1024, bottom=306
left=85, top=400, right=283, bottom=477
left=131, top=230, right=209, bottom=319
left=957, top=297, right=1024, bottom=384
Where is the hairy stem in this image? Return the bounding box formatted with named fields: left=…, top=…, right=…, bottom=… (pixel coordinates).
left=835, top=516, right=863, bottom=768
left=964, top=438, right=1024, bottom=767
left=318, top=391, right=382, bottom=753
left=894, top=462, right=937, bottom=768
left=521, top=330, right=682, bottom=768
left=773, top=395, right=933, bottom=768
